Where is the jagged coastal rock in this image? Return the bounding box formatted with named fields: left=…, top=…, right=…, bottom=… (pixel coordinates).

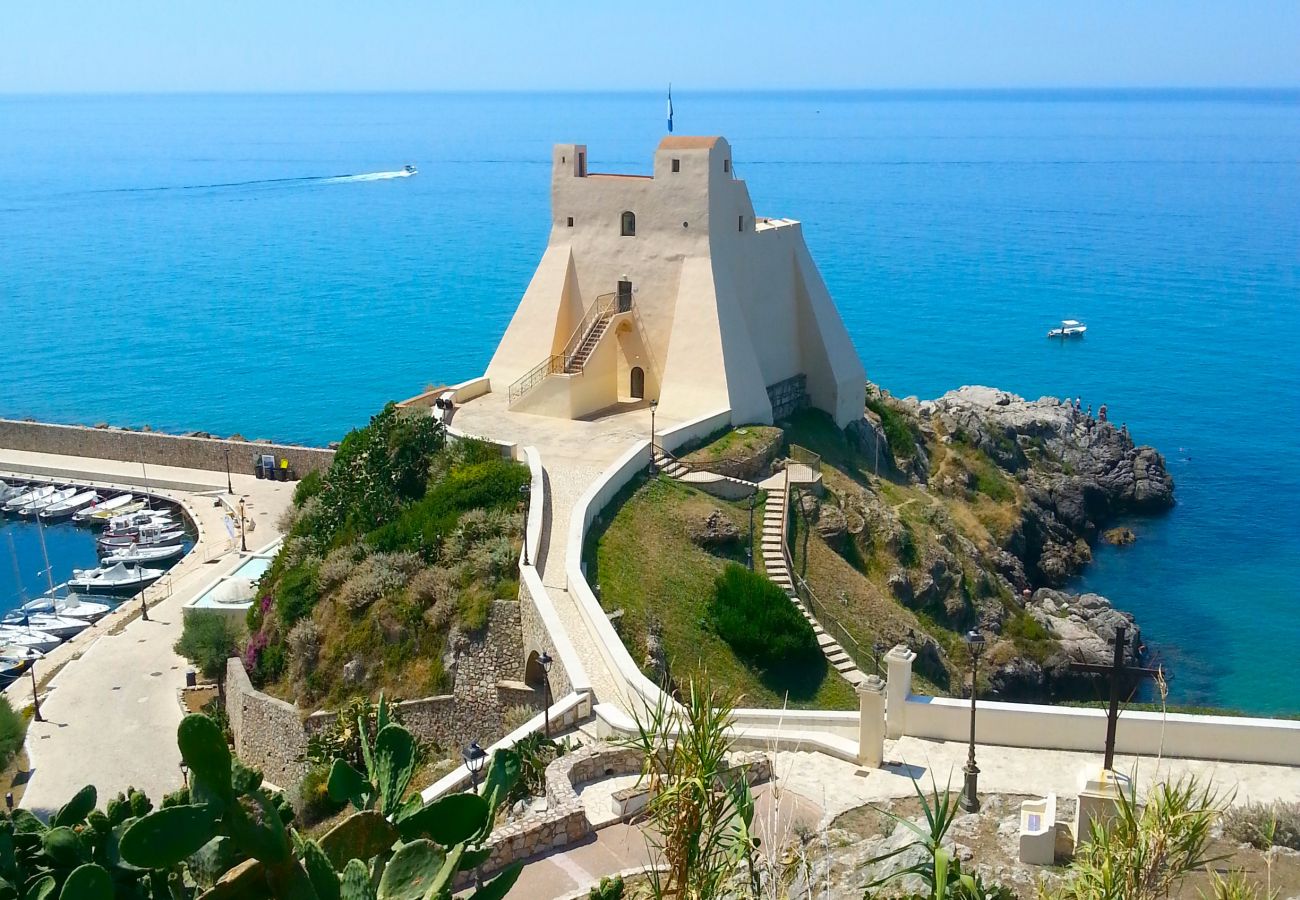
left=875, top=385, right=1174, bottom=697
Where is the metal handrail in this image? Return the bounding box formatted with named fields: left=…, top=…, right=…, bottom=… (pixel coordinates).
left=560, top=292, right=617, bottom=368
left=784, top=484, right=871, bottom=676
left=507, top=355, right=564, bottom=405
left=508, top=292, right=620, bottom=406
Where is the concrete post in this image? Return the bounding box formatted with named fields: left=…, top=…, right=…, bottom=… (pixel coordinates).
left=885, top=644, right=917, bottom=739
left=856, top=674, right=886, bottom=768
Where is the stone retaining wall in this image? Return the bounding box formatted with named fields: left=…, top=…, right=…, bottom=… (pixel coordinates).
left=225, top=601, right=531, bottom=790
left=0, top=419, right=333, bottom=478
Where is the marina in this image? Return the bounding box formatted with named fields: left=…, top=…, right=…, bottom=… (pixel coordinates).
left=0, top=475, right=195, bottom=684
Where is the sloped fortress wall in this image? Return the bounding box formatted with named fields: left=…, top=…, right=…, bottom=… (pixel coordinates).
left=485, top=137, right=866, bottom=428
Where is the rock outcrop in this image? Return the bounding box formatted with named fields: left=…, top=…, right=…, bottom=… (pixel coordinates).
left=923, top=386, right=1173, bottom=585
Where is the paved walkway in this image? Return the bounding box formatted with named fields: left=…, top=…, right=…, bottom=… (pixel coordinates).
left=0, top=451, right=293, bottom=813
left=451, top=392, right=670, bottom=708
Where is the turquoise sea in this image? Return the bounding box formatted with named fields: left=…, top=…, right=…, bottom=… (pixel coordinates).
left=1, top=91, right=1297, bottom=712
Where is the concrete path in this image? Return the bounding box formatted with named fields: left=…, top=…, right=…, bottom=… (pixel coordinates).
left=775, top=737, right=1300, bottom=829
left=0, top=452, right=292, bottom=813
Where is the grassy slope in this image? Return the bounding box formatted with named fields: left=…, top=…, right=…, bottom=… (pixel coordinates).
left=586, top=474, right=857, bottom=711
left=681, top=424, right=783, bottom=465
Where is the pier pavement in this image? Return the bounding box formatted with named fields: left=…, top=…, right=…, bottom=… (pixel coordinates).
left=0, top=449, right=292, bottom=813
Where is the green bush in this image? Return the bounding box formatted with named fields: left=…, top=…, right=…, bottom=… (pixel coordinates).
left=708, top=564, right=819, bottom=670
left=1222, top=799, right=1300, bottom=851
left=174, top=611, right=241, bottom=681
left=0, top=695, right=27, bottom=769
left=971, top=458, right=1015, bottom=502
left=867, top=396, right=919, bottom=460
left=292, top=468, right=324, bottom=506
left=296, top=764, right=345, bottom=826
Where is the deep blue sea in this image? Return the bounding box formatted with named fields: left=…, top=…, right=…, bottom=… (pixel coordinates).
left=1, top=91, right=1297, bottom=712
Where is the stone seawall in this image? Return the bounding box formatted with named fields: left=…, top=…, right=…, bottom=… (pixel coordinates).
left=0, top=419, right=333, bottom=478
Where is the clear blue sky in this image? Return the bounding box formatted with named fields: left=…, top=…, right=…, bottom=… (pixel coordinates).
left=3, top=1, right=1297, bottom=93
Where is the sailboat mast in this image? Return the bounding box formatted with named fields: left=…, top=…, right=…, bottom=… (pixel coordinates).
left=35, top=517, right=56, bottom=593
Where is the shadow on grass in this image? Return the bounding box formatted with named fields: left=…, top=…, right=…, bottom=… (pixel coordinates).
left=757, top=654, right=835, bottom=705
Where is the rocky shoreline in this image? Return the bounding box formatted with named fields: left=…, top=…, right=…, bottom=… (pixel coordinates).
left=853, top=385, right=1175, bottom=700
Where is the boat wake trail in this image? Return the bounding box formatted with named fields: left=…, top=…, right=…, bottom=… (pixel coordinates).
left=90, top=170, right=414, bottom=195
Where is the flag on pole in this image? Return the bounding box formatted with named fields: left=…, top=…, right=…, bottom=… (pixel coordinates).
left=667, top=84, right=674, bottom=133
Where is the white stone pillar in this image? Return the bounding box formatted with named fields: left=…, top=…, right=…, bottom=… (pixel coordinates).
left=857, top=674, right=886, bottom=767
left=885, top=644, right=917, bottom=739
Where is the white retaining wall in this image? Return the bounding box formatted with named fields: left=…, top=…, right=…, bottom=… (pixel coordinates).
left=901, top=694, right=1300, bottom=767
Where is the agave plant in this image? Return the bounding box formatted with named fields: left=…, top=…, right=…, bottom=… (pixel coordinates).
left=860, top=775, right=1010, bottom=900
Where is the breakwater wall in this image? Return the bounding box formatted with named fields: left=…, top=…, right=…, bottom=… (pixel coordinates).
left=0, top=419, right=333, bottom=478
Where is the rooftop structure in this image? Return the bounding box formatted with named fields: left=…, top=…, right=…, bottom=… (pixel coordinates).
left=485, top=136, right=866, bottom=428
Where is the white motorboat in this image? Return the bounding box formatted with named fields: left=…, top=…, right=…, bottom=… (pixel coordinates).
left=0, top=626, right=62, bottom=654
left=1047, top=319, right=1087, bottom=338
left=4, top=484, right=55, bottom=513
left=0, top=481, right=23, bottom=504
left=68, top=563, right=163, bottom=593
left=101, top=543, right=185, bottom=566
left=39, top=489, right=101, bottom=520
left=73, top=493, right=135, bottom=524
left=83, top=499, right=147, bottom=523
left=101, top=513, right=176, bottom=538
left=403, top=164, right=418, bottom=175
left=1, top=646, right=44, bottom=680
left=98, top=526, right=184, bottom=551
left=0, top=612, right=89, bottom=639
left=17, top=594, right=112, bottom=622
left=18, top=486, right=76, bottom=517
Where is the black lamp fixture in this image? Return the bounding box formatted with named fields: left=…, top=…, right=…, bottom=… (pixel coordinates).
left=959, top=629, right=987, bottom=813
left=519, top=482, right=532, bottom=566
left=539, top=650, right=554, bottom=737
left=462, top=740, right=487, bottom=792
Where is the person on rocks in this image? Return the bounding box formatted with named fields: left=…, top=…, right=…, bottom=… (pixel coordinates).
left=1099, top=403, right=1108, bottom=422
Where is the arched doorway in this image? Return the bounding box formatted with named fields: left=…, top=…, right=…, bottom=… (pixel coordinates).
left=630, top=366, right=645, bottom=400
left=524, top=651, right=547, bottom=689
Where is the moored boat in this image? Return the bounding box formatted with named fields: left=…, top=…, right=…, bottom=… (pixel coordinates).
left=97, top=525, right=185, bottom=551
left=68, top=563, right=164, bottom=593
left=73, top=493, right=135, bottom=524
left=83, top=499, right=147, bottom=523
left=39, top=489, right=101, bottom=520
left=101, top=543, right=185, bottom=566
left=17, top=593, right=113, bottom=622
left=101, top=513, right=176, bottom=538
left=18, top=486, right=76, bottom=517
left=0, top=626, right=62, bottom=654
left=0, top=612, right=89, bottom=639
left=4, top=484, right=55, bottom=514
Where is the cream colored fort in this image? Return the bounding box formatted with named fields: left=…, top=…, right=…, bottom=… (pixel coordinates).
left=484, top=136, right=866, bottom=428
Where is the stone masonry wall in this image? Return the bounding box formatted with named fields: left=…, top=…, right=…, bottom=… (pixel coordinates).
left=518, top=577, right=574, bottom=699
left=226, top=601, right=532, bottom=790
left=0, top=419, right=333, bottom=477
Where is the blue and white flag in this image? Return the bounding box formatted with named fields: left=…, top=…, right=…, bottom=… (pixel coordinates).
left=667, top=85, right=674, bottom=133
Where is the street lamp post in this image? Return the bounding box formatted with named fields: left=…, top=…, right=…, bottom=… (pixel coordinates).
left=959, top=629, right=986, bottom=813
left=30, top=663, right=43, bottom=723
left=519, top=483, right=531, bottom=566
left=648, top=399, right=658, bottom=474
left=462, top=741, right=488, bottom=888
left=223, top=446, right=233, bottom=494
left=140, top=587, right=150, bottom=622
left=539, top=650, right=553, bottom=737
left=238, top=498, right=248, bottom=553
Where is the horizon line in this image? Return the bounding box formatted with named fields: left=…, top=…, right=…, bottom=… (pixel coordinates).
left=3, top=85, right=1299, bottom=99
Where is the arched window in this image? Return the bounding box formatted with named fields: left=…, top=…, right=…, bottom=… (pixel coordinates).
left=621, top=211, right=636, bottom=236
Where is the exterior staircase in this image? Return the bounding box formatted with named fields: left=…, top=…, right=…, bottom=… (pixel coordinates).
left=564, top=313, right=612, bottom=373
left=651, top=448, right=758, bottom=499
left=759, top=472, right=867, bottom=687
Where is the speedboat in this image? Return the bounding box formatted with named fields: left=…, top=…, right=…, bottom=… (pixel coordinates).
left=403, top=164, right=417, bottom=175
left=0, top=612, right=89, bottom=639
left=17, top=593, right=112, bottom=622
left=98, top=525, right=184, bottom=551
left=101, top=513, right=176, bottom=538
left=4, top=484, right=55, bottom=514
left=1047, top=319, right=1087, bottom=338
left=68, top=563, right=163, bottom=593
left=40, top=489, right=101, bottom=520
left=73, top=493, right=135, bottom=524
left=19, top=486, right=76, bottom=517
left=101, top=543, right=185, bottom=566
left=0, top=626, right=62, bottom=654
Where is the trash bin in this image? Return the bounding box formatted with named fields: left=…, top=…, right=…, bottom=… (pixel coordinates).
left=254, top=457, right=265, bottom=479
